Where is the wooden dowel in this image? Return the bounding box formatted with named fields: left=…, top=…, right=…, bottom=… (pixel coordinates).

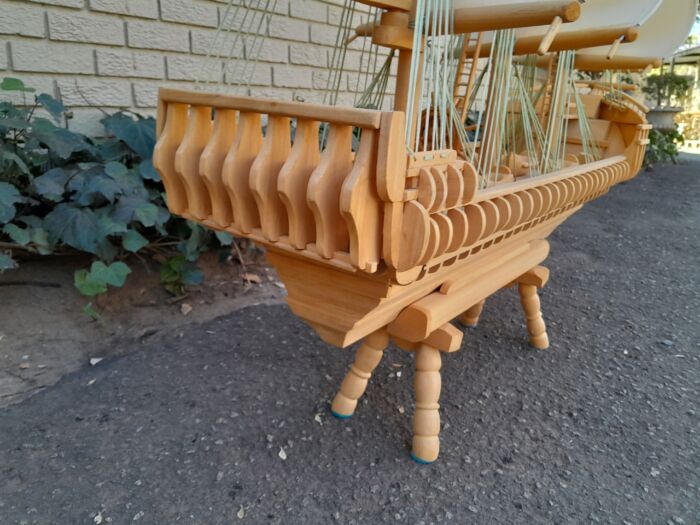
left=537, top=15, right=562, bottom=55
left=473, top=26, right=639, bottom=58
left=575, top=54, right=662, bottom=72
left=158, top=88, right=382, bottom=129
left=606, top=35, right=624, bottom=60
left=452, top=1, right=579, bottom=34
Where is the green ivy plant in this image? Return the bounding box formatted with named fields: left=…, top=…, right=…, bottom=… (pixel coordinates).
left=0, top=77, right=232, bottom=301
left=645, top=128, right=685, bottom=167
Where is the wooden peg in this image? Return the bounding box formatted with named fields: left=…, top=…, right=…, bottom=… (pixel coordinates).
left=537, top=15, right=562, bottom=56
left=459, top=299, right=485, bottom=328
left=606, top=35, right=624, bottom=61
left=331, top=328, right=389, bottom=418
left=411, top=342, right=442, bottom=464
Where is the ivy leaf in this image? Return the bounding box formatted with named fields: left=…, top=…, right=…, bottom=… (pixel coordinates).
left=181, top=266, right=204, bottom=285
left=30, top=227, right=53, bottom=255
left=96, top=139, right=130, bottom=162
left=111, top=194, right=159, bottom=227
left=89, top=261, right=131, bottom=287
left=33, top=168, right=70, bottom=201
left=96, top=212, right=128, bottom=238
left=0, top=149, right=30, bottom=174
left=0, top=118, right=31, bottom=131
left=2, top=223, right=30, bottom=245
left=122, top=229, right=149, bottom=252
left=74, top=261, right=131, bottom=296
left=0, top=181, right=22, bottom=223
left=36, top=93, right=66, bottom=124
left=0, top=77, right=35, bottom=92
left=0, top=253, right=16, bottom=271
left=138, top=158, right=160, bottom=181
left=44, top=203, right=100, bottom=254
left=178, top=223, right=206, bottom=261
left=104, top=161, right=128, bottom=177
left=32, top=118, right=93, bottom=160
left=101, top=113, right=156, bottom=160
left=74, top=171, right=122, bottom=205
left=214, top=231, right=233, bottom=246
left=74, top=268, right=107, bottom=296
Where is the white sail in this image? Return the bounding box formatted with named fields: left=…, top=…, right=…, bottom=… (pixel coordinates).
left=582, top=0, right=698, bottom=59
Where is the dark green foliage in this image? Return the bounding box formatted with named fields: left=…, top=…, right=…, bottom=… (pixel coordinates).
left=0, top=77, right=230, bottom=299
left=642, top=73, right=692, bottom=108
left=645, top=128, right=685, bottom=167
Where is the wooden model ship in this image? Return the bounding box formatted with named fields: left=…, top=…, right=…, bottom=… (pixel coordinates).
left=153, top=0, right=696, bottom=463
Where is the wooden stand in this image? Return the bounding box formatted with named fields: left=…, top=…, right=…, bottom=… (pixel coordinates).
left=331, top=263, right=553, bottom=463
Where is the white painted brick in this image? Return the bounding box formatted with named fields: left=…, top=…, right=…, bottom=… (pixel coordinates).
left=212, top=0, right=287, bottom=15
left=96, top=49, right=165, bottom=79
left=161, top=0, right=218, bottom=28
left=0, top=74, right=56, bottom=105
left=190, top=28, right=244, bottom=57
left=309, top=22, right=337, bottom=46
left=292, top=89, right=324, bottom=104
left=269, top=15, right=308, bottom=43
left=27, top=0, right=84, bottom=8
left=289, top=43, right=326, bottom=67
left=132, top=81, right=159, bottom=107
left=11, top=40, right=95, bottom=74
left=226, top=63, right=271, bottom=87
left=66, top=107, right=107, bottom=136
left=127, top=20, right=190, bottom=52
left=312, top=69, right=329, bottom=90
left=289, top=0, right=327, bottom=23
left=0, top=3, right=45, bottom=38
left=167, top=55, right=223, bottom=82
left=257, top=39, right=287, bottom=64
left=48, top=11, right=125, bottom=45
left=57, top=78, right=132, bottom=107
left=89, top=0, right=158, bottom=19
left=272, top=65, right=313, bottom=89
left=0, top=42, right=7, bottom=70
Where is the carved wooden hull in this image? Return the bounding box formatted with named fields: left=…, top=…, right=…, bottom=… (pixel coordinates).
left=154, top=87, right=648, bottom=348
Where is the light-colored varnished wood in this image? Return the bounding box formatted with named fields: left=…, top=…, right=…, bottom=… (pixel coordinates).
left=459, top=300, right=485, bottom=328
left=200, top=108, right=237, bottom=227
left=331, top=328, right=389, bottom=418
left=412, top=342, right=442, bottom=463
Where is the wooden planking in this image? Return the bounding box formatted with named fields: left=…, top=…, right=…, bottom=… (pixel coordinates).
left=159, top=87, right=381, bottom=129
left=175, top=105, right=213, bottom=220
left=278, top=119, right=321, bottom=249
left=377, top=111, right=408, bottom=202
left=153, top=103, right=188, bottom=215
left=250, top=115, right=292, bottom=242
left=307, top=124, right=354, bottom=258
left=341, top=129, right=382, bottom=272
left=222, top=112, right=263, bottom=233
left=200, top=108, right=237, bottom=227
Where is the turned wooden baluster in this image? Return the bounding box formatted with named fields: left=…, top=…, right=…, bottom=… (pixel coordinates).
left=517, top=265, right=550, bottom=349
left=222, top=112, right=263, bottom=233
left=250, top=115, right=292, bottom=242
left=200, top=109, right=237, bottom=227
left=153, top=103, right=188, bottom=215
left=331, top=328, right=389, bottom=419
left=412, top=342, right=442, bottom=464
left=458, top=299, right=485, bottom=328
left=175, top=105, right=213, bottom=220
left=340, top=128, right=382, bottom=272
left=278, top=119, right=320, bottom=249
left=307, top=124, right=353, bottom=258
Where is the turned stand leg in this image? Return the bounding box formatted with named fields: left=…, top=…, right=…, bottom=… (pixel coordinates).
left=331, top=328, right=389, bottom=419
left=411, top=343, right=442, bottom=464
left=458, top=300, right=485, bottom=328
left=518, top=283, right=549, bottom=349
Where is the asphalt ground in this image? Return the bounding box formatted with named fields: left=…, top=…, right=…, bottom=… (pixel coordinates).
left=1, top=158, right=698, bottom=524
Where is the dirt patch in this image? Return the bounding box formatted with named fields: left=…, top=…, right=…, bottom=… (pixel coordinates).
left=0, top=250, right=285, bottom=407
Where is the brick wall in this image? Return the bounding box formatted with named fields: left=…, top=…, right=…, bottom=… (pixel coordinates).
left=0, top=0, right=387, bottom=136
